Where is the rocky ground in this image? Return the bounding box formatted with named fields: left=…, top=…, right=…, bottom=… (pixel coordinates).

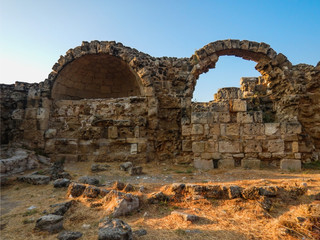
left=1, top=160, right=320, bottom=240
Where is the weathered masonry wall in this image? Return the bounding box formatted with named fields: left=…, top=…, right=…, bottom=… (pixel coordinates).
left=182, top=87, right=310, bottom=169
left=1, top=39, right=319, bottom=169
left=45, top=97, right=150, bottom=163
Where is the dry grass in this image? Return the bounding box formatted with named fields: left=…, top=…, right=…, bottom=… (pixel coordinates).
left=1, top=161, right=320, bottom=240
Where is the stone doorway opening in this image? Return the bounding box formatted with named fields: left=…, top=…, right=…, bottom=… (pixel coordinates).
left=192, top=55, right=261, bottom=103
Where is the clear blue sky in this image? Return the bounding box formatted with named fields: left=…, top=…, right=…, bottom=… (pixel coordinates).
left=1, top=0, right=319, bottom=101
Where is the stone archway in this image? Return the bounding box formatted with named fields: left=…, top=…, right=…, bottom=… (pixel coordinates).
left=51, top=54, right=143, bottom=100
left=186, top=39, right=292, bottom=98
left=47, top=41, right=158, bottom=100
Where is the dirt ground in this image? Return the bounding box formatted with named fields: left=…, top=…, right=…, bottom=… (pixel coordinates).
left=1, top=161, right=320, bottom=240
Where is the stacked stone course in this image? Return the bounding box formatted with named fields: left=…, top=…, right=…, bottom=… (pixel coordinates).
left=182, top=85, right=308, bottom=170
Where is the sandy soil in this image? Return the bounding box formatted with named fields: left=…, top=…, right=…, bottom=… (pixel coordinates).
left=1, top=161, right=320, bottom=240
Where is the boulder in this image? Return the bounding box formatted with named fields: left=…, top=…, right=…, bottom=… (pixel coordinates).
left=241, top=186, right=260, bottom=200
left=57, top=231, right=83, bottom=240
left=17, top=174, right=50, bottom=185
left=49, top=161, right=70, bottom=180
left=128, top=166, right=142, bottom=176
left=171, top=211, right=199, bottom=222
left=82, top=185, right=101, bottom=198
left=50, top=201, right=73, bottom=216
left=119, top=162, right=133, bottom=171
left=68, top=182, right=86, bottom=197
left=147, top=192, right=169, bottom=204
left=113, top=181, right=126, bottom=190
left=259, top=186, right=278, bottom=197
left=0, top=148, right=40, bottom=175
left=34, top=214, right=63, bottom=233
left=98, top=218, right=132, bottom=240
left=228, top=185, right=242, bottom=199
left=91, top=164, right=110, bottom=172
left=78, top=176, right=99, bottom=186
left=53, top=178, right=71, bottom=188
left=105, top=193, right=139, bottom=217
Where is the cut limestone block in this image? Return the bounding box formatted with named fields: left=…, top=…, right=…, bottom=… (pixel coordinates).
left=218, top=159, right=235, bottom=168
left=241, top=158, right=261, bottom=169
left=268, top=139, right=285, bottom=153
left=194, top=158, right=213, bottom=170
left=230, top=99, right=247, bottom=112
left=219, top=141, right=240, bottom=153
left=191, top=124, right=204, bottom=135
left=265, top=123, right=280, bottom=136
left=192, top=142, right=205, bottom=153
left=280, top=159, right=301, bottom=171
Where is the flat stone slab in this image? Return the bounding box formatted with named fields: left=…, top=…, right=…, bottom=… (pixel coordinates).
left=57, top=231, right=83, bottom=240
left=98, top=218, right=132, bottom=240
left=17, top=174, right=50, bottom=185
left=53, top=178, right=71, bottom=188
left=280, top=159, right=301, bottom=171
left=35, top=214, right=63, bottom=233
left=171, top=211, right=199, bottom=222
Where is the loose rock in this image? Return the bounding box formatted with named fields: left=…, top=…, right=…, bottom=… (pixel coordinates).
left=78, top=176, right=99, bottom=186
left=17, top=174, right=50, bottom=185
left=53, top=178, right=71, bottom=188
left=259, top=186, right=278, bottom=197
left=105, top=193, right=139, bottom=217
left=147, top=192, right=169, bottom=204
left=68, top=182, right=86, bottom=197
left=171, top=211, right=199, bottom=222
left=50, top=201, right=73, bottom=216
left=228, top=185, right=242, bottom=199
left=34, top=214, right=63, bottom=233
left=129, top=166, right=143, bottom=176
left=113, top=181, right=126, bottom=190
left=98, top=218, right=132, bottom=240
left=241, top=186, right=260, bottom=200
left=119, top=162, right=133, bottom=171
left=82, top=185, right=101, bottom=198
left=91, top=164, right=110, bottom=172
left=57, top=231, right=83, bottom=240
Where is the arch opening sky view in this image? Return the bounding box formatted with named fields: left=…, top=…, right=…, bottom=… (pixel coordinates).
left=0, top=0, right=319, bottom=102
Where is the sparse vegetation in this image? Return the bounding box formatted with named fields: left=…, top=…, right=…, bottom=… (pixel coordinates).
left=1, top=161, right=320, bottom=240
left=302, top=161, right=320, bottom=170
left=22, top=209, right=38, bottom=216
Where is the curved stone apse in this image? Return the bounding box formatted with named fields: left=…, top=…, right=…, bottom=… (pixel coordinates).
left=51, top=54, right=142, bottom=100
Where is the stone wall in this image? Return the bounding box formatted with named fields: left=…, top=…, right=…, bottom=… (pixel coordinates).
left=182, top=86, right=310, bottom=169
left=0, top=81, right=51, bottom=148
left=45, top=97, right=150, bottom=163
left=1, top=39, right=319, bottom=168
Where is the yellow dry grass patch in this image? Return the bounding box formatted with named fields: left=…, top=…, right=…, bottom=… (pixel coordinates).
left=1, top=162, right=320, bottom=240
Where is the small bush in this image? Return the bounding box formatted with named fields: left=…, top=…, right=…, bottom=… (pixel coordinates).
left=22, top=209, right=38, bottom=216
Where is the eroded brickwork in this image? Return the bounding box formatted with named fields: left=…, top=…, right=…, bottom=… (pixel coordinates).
left=1, top=39, right=319, bottom=169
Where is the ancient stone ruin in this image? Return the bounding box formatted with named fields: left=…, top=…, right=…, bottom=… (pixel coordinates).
left=1, top=39, right=319, bottom=171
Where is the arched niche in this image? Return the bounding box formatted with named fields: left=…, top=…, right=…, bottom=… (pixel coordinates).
left=51, top=54, right=143, bottom=100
